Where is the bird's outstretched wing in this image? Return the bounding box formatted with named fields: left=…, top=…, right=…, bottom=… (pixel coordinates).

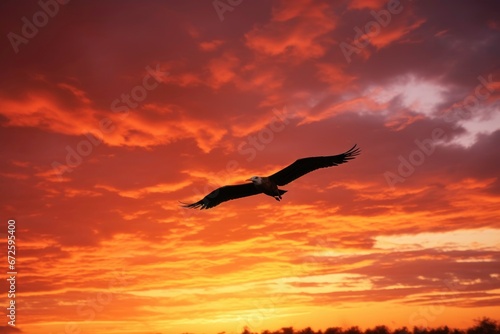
left=268, top=144, right=361, bottom=186
left=181, top=183, right=262, bottom=209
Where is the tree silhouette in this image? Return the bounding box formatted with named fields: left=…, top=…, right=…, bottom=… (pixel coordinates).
left=325, top=327, right=343, bottom=334
left=467, top=318, right=499, bottom=334
left=366, top=325, right=390, bottom=334
left=344, top=326, right=363, bottom=334
left=298, top=327, right=316, bottom=334
left=236, top=317, right=500, bottom=334
left=394, top=327, right=412, bottom=334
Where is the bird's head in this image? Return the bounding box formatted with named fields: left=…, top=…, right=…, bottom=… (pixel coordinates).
left=246, top=176, right=263, bottom=185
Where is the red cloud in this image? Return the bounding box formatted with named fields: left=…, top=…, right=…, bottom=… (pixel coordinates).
left=245, top=0, right=336, bottom=61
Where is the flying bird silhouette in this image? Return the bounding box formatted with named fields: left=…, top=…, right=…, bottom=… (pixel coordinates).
left=181, top=144, right=360, bottom=209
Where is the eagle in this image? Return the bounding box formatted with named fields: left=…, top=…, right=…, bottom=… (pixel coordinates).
left=181, top=144, right=360, bottom=209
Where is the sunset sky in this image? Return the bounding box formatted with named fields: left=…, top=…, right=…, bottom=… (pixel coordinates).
left=1, top=1, right=500, bottom=333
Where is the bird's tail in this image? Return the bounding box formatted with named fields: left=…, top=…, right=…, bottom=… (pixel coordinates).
left=278, top=189, right=287, bottom=195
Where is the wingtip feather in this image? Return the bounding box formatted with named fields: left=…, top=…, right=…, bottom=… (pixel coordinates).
left=346, top=144, right=361, bottom=157
left=179, top=201, right=204, bottom=210
left=179, top=200, right=212, bottom=210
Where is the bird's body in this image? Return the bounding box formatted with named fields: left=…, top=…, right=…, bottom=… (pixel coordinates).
left=249, top=176, right=286, bottom=200
left=181, top=144, right=360, bottom=209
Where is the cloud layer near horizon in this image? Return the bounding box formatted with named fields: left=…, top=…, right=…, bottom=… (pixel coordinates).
left=0, top=1, right=499, bottom=333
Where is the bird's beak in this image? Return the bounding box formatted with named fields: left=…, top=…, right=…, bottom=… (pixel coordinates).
left=245, top=178, right=252, bottom=182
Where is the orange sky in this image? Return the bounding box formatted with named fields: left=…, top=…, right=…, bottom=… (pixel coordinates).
left=0, top=1, right=499, bottom=333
